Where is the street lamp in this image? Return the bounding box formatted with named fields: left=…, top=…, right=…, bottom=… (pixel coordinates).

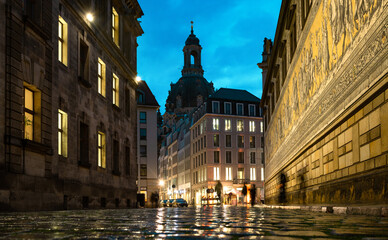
left=86, top=13, right=94, bottom=22
left=159, top=180, right=165, bottom=186
left=135, top=76, right=141, bottom=82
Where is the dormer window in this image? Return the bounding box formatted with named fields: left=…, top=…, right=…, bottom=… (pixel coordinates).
left=212, top=101, right=220, bottom=113
left=137, top=92, right=145, bottom=104
left=237, top=103, right=244, bottom=115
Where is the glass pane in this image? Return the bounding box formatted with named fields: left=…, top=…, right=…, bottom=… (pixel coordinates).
left=58, top=112, right=62, bottom=129
left=24, top=88, right=34, bottom=110
left=58, top=41, right=62, bottom=62
left=98, top=133, right=101, bottom=146
left=24, top=112, right=33, bottom=140
left=58, top=132, right=62, bottom=155
left=98, top=149, right=101, bottom=166
left=98, top=62, right=101, bottom=76
left=58, top=21, right=62, bottom=38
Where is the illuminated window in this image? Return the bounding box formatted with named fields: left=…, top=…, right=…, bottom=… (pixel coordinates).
left=140, top=164, right=147, bottom=177
left=225, top=119, right=231, bottom=131
left=98, top=132, right=106, bottom=168
left=112, top=73, right=119, bottom=106
left=98, top=58, right=106, bottom=96
left=225, top=167, right=232, bottom=181
left=212, top=118, right=219, bottom=130
left=237, top=168, right=244, bottom=179
left=237, top=120, right=244, bottom=132
left=249, top=121, right=255, bottom=132
left=213, top=167, right=220, bottom=180
left=250, top=167, right=256, bottom=181
left=58, top=16, right=68, bottom=65
left=58, top=110, right=68, bottom=157
left=261, top=167, right=264, bottom=181
left=260, top=121, right=264, bottom=133
left=24, top=88, right=34, bottom=140
left=112, top=7, right=119, bottom=46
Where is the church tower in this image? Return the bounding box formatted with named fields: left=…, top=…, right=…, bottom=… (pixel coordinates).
left=165, top=22, right=214, bottom=118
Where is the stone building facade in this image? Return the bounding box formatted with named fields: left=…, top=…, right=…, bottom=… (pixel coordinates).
left=260, top=0, right=388, bottom=205
left=0, top=0, right=143, bottom=211
left=191, top=88, right=264, bottom=205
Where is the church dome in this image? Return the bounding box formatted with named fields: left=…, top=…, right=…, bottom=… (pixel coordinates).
left=185, top=33, right=200, bottom=46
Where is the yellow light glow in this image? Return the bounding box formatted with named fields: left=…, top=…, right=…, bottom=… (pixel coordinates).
left=135, top=76, right=141, bottom=82
left=159, top=180, right=165, bottom=186
left=86, top=13, right=94, bottom=22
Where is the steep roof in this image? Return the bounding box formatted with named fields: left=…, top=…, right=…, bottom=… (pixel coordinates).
left=210, top=88, right=260, bottom=102
left=137, top=80, right=159, bottom=107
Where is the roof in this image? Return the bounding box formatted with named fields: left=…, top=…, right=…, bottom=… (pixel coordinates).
left=137, top=80, right=159, bottom=107
left=210, top=88, right=260, bottom=103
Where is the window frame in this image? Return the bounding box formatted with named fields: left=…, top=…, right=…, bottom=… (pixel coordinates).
left=139, top=111, right=147, bottom=123
left=97, top=58, right=106, bottom=96
left=58, top=110, right=68, bottom=157
left=225, top=119, right=231, bottom=131
left=212, top=101, right=220, bottom=114
left=24, top=87, right=35, bottom=141
left=237, top=103, right=244, bottom=115
left=248, top=104, right=256, bottom=116
left=97, top=132, right=106, bottom=168
left=112, top=73, right=119, bottom=106
left=112, top=7, right=119, bottom=46
left=224, top=102, right=232, bottom=115
left=212, top=118, right=219, bottom=131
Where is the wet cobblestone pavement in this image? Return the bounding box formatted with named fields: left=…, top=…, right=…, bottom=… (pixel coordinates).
left=0, top=206, right=388, bottom=239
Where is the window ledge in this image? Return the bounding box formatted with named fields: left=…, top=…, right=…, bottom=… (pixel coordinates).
left=78, top=76, right=92, bottom=88
left=113, top=104, right=121, bottom=112
left=23, top=139, right=53, bottom=155
left=78, top=161, right=91, bottom=168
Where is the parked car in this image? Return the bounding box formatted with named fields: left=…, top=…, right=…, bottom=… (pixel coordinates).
left=172, top=198, right=188, bottom=207
left=159, top=200, right=168, bottom=207
left=167, top=199, right=175, bottom=207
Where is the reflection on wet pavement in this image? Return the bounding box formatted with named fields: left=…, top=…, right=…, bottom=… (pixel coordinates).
left=0, top=206, right=387, bottom=239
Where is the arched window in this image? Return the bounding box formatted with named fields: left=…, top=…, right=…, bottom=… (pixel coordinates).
left=191, top=54, right=195, bottom=65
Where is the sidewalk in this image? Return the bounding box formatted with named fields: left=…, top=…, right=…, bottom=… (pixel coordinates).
left=256, top=204, right=388, bottom=217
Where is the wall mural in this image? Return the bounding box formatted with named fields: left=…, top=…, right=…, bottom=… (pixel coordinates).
left=266, top=0, right=385, bottom=161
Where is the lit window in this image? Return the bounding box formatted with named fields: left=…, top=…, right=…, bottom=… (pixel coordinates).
left=140, top=164, right=147, bottom=177
left=58, top=16, right=68, bottom=65
left=225, top=119, right=231, bottom=131
left=24, top=88, right=34, bottom=140
left=214, top=167, right=220, bottom=180
left=237, top=120, right=244, bottom=132
left=226, top=167, right=232, bottom=181
left=140, top=112, right=147, bottom=123
left=212, top=101, right=219, bottom=113
left=98, top=58, right=106, bottom=96
left=250, top=136, right=256, bottom=148
left=237, top=168, right=244, bottom=179
left=200, top=122, right=203, bottom=134
left=237, top=103, right=243, bottom=115
left=98, top=132, right=106, bottom=168
left=261, top=167, right=264, bottom=181
left=112, top=7, right=119, bottom=46
left=213, top=118, right=219, bottom=130
left=113, top=73, right=119, bottom=106
left=58, top=110, right=68, bottom=157
left=224, top=102, right=231, bottom=114
left=250, top=167, right=256, bottom=181
left=260, top=121, right=264, bottom=133
left=249, top=121, right=255, bottom=132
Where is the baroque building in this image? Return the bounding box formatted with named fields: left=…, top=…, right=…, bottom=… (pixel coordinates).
left=0, top=0, right=143, bottom=211
left=163, top=23, right=214, bottom=130
left=260, top=0, right=388, bottom=205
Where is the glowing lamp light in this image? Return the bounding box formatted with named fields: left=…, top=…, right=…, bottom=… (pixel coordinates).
left=135, top=76, right=142, bottom=82
left=159, top=180, right=165, bottom=186
left=86, top=13, right=94, bottom=22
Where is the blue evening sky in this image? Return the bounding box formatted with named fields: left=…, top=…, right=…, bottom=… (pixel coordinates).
left=137, top=0, right=282, bottom=113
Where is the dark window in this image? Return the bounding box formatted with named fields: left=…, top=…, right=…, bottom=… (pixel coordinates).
left=24, top=0, right=42, bottom=25
left=238, top=152, right=244, bottom=163
left=140, top=164, right=147, bottom=176
left=140, top=112, right=146, bottom=123
left=80, top=122, right=89, bottom=165
left=79, top=39, right=89, bottom=81
left=204, top=136, right=206, bottom=148
left=238, top=136, right=244, bottom=148
left=237, top=104, right=243, bottom=115
left=250, top=152, right=256, bottom=164
left=226, top=135, right=231, bottom=147
left=213, top=134, right=219, bottom=147
left=261, top=152, right=265, bottom=165
left=214, top=151, right=220, bottom=164
left=250, top=136, right=256, bottom=148
left=226, top=151, right=232, bottom=164
left=224, top=102, right=231, bottom=114
left=140, top=145, right=147, bottom=157
left=113, top=140, right=119, bottom=174
left=138, top=93, right=144, bottom=104
left=249, top=105, right=255, bottom=116
left=212, top=101, right=219, bottom=113
left=140, top=128, right=147, bottom=140
left=204, top=152, right=206, bottom=164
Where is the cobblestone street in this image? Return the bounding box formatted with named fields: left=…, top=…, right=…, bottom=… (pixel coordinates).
left=0, top=206, right=387, bottom=239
